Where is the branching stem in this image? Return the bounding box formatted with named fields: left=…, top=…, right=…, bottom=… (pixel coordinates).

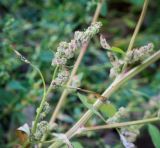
left=32, top=66, right=59, bottom=134
left=49, top=50, right=160, bottom=148
left=49, top=0, right=104, bottom=126
left=122, top=0, right=149, bottom=71
left=84, top=117, right=160, bottom=132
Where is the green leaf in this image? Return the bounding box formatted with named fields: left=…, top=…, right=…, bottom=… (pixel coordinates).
left=62, top=141, right=83, bottom=148
left=77, top=93, right=106, bottom=123
left=71, top=142, right=83, bottom=148
left=130, top=89, right=150, bottom=98
left=148, top=124, right=160, bottom=148
left=123, top=17, right=136, bottom=28
left=100, top=0, right=107, bottom=17
left=129, top=0, right=144, bottom=6
left=7, top=80, right=26, bottom=91
left=39, top=50, right=53, bottom=62
left=100, top=103, right=117, bottom=118
left=110, top=46, right=125, bottom=55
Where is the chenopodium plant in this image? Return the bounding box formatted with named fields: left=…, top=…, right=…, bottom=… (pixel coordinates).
left=48, top=27, right=160, bottom=148
left=16, top=22, right=102, bottom=146
left=99, top=36, right=157, bottom=148
left=16, top=20, right=160, bottom=148
left=42, top=0, right=160, bottom=146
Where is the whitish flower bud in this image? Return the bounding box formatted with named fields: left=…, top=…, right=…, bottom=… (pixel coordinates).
left=120, top=126, right=140, bottom=148
left=106, top=107, right=128, bottom=124
left=107, top=50, right=124, bottom=78
left=126, top=43, right=154, bottom=64
left=100, top=35, right=111, bottom=49
left=109, top=67, right=118, bottom=78
left=52, top=22, right=102, bottom=66
left=37, top=102, right=50, bottom=120
left=121, top=127, right=140, bottom=143
left=43, top=102, right=50, bottom=113
left=52, top=69, right=69, bottom=87
left=120, top=133, right=136, bottom=148
left=34, top=121, right=49, bottom=140
left=107, top=52, right=118, bottom=64
left=74, top=31, right=84, bottom=47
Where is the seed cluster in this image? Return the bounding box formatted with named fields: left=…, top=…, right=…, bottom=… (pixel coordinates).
left=52, top=22, right=102, bottom=66
left=106, top=107, right=128, bottom=124
left=32, top=102, right=50, bottom=140
left=34, top=121, right=49, bottom=140
left=104, top=42, right=154, bottom=78
left=109, top=58, right=124, bottom=78
left=126, top=43, right=154, bottom=64
left=52, top=68, right=69, bottom=87
left=36, top=102, right=50, bottom=120
left=120, top=126, right=140, bottom=148
left=100, top=35, right=111, bottom=49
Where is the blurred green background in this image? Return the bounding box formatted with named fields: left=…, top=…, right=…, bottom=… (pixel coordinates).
left=0, top=0, right=160, bottom=147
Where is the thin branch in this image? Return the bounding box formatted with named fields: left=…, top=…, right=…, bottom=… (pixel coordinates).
left=122, top=0, right=150, bottom=71
left=39, top=1, right=104, bottom=146
left=84, top=117, right=160, bottom=132
left=32, top=66, right=59, bottom=134
left=127, top=0, right=149, bottom=52
left=49, top=0, right=104, bottom=125
left=49, top=50, right=160, bottom=148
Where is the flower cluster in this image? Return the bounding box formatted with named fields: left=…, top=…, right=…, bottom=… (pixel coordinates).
left=106, top=107, right=128, bottom=124
left=139, top=93, right=160, bottom=119
left=52, top=41, right=75, bottom=66
left=34, top=121, right=49, bottom=140
left=108, top=55, right=124, bottom=78
left=120, top=126, right=140, bottom=148
left=100, top=35, right=111, bottom=49
left=100, top=35, right=124, bottom=78
left=31, top=102, right=50, bottom=140
left=52, top=68, right=69, bottom=87
left=52, top=22, right=102, bottom=66
left=36, top=102, right=50, bottom=120
left=100, top=35, right=154, bottom=79
left=126, top=43, right=154, bottom=64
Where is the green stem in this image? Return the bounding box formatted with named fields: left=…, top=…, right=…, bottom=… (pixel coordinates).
left=46, top=66, right=59, bottom=95
left=122, top=0, right=149, bottom=71
left=38, top=2, right=104, bottom=147
left=12, top=48, right=49, bottom=148
left=32, top=66, right=59, bottom=134
left=127, top=0, right=149, bottom=52
left=49, top=50, right=160, bottom=148
left=11, top=48, right=47, bottom=134
left=84, top=117, right=160, bottom=132
left=33, top=139, right=57, bottom=144
left=49, top=0, right=104, bottom=125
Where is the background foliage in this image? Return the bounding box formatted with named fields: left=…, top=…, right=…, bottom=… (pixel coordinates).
left=0, top=0, right=160, bottom=147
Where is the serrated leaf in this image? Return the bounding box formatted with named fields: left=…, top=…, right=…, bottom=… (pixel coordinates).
left=148, top=124, right=160, bottom=148
left=100, top=103, right=117, bottom=118
left=111, top=46, right=125, bottom=55
left=77, top=93, right=106, bottom=123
